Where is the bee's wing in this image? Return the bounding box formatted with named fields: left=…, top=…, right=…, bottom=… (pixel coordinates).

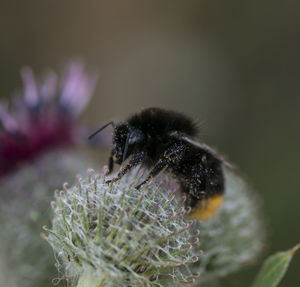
left=177, top=134, right=235, bottom=169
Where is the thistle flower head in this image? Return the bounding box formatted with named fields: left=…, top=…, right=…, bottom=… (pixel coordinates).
left=0, top=150, right=96, bottom=287
left=45, top=168, right=200, bottom=287
left=0, top=61, right=97, bottom=177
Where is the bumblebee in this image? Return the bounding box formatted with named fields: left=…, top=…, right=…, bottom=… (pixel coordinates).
left=90, top=107, right=232, bottom=221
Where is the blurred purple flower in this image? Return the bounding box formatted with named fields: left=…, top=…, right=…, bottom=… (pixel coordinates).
left=0, top=61, right=98, bottom=177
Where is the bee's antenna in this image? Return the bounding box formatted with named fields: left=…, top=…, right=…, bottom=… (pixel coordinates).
left=88, top=121, right=115, bottom=140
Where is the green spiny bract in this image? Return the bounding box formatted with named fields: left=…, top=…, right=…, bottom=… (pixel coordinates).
left=45, top=168, right=200, bottom=287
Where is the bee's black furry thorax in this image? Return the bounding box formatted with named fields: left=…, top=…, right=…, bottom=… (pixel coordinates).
left=128, top=107, right=198, bottom=139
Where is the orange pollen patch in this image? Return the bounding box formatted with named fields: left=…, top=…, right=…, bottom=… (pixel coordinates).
left=188, top=194, right=224, bottom=221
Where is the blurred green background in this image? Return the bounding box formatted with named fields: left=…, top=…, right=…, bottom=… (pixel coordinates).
left=1, top=1, right=299, bottom=286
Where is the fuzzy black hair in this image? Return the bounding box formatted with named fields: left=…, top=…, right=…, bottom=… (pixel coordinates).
left=127, top=107, right=198, bottom=138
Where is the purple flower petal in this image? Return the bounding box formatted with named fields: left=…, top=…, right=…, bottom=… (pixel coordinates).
left=0, top=60, right=98, bottom=177
left=20, top=67, right=40, bottom=108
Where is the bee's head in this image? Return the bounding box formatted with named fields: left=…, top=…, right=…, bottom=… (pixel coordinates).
left=111, top=124, right=129, bottom=164
left=88, top=121, right=145, bottom=173
left=112, top=123, right=144, bottom=165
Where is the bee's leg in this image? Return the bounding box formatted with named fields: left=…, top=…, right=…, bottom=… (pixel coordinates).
left=136, top=143, right=185, bottom=190
left=106, top=151, right=144, bottom=184
left=135, top=160, right=168, bottom=190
